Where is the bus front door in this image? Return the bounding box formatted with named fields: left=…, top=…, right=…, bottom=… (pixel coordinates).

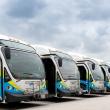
left=77, top=64, right=89, bottom=93
left=42, top=58, right=56, bottom=97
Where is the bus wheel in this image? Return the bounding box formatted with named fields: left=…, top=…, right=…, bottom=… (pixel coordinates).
left=7, top=101, right=21, bottom=104
left=57, top=93, right=63, bottom=98
left=5, top=94, right=21, bottom=104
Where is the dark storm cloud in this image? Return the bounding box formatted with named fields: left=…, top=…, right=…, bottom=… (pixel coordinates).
left=77, top=0, right=110, bottom=21
left=6, top=0, right=45, bottom=19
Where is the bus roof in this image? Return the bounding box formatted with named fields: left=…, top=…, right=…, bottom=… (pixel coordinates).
left=0, top=34, right=35, bottom=52
left=32, top=44, right=61, bottom=55
left=69, top=53, right=102, bottom=64
left=68, top=53, right=88, bottom=61
left=0, top=34, right=27, bottom=45
left=32, top=44, right=73, bottom=59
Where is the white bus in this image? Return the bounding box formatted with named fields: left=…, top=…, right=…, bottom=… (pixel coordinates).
left=0, top=35, right=48, bottom=103
left=33, top=45, right=81, bottom=97
left=71, top=55, right=105, bottom=94
left=98, top=61, right=110, bottom=92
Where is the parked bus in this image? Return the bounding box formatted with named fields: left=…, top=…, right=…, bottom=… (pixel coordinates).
left=99, top=62, right=110, bottom=92
left=32, top=45, right=81, bottom=97
left=71, top=55, right=105, bottom=94
left=0, top=35, right=48, bottom=103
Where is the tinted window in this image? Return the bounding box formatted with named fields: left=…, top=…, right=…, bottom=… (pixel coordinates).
left=87, top=61, right=104, bottom=81
left=51, top=51, right=72, bottom=59
left=55, top=57, right=80, bottom=80
left=0, top=40, right=34, bottom=52
left=6, top=49, right=45, bottom=79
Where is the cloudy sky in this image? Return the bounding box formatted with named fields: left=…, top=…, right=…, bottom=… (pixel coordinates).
left=0, top=0, right=110, bottom=61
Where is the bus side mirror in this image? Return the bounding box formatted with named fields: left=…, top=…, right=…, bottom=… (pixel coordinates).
left=4, top=46, right=11, bottom=59
left=92, top=63, right=95, bottom=70
left=58, top=57, right=62, bottom=67
left=108, top=68, right=110, bottom=73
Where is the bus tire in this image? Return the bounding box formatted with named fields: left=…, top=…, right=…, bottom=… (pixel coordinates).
left=57, top=93, right=63, bottom=98
left=5, top=93, right=21, bottom=104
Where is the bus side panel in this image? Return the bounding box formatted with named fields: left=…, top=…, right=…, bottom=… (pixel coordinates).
left=0, top=77, right=2, bottom=101
left=0, top=59, right=3, bottom=102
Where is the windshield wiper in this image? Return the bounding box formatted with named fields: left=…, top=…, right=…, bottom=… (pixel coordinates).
left=67, top=75, right=75, bottom=79
left=23, top=73, right=44, bottom=78
left=68, top=75, right=74, bottom=77
left=23, top=73, right=34, bottom=76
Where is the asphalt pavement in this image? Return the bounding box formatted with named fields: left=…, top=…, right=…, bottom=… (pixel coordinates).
left=0, top=94, right=110, bottom=110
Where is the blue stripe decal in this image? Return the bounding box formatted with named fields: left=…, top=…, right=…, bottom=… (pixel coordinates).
left=56, top=81, right=71, bottom=93
left=80, top=80, right=96, bottom=92
left=4, top=82, right=23, bottom=94
left=0, top=79, right=1, bottom=97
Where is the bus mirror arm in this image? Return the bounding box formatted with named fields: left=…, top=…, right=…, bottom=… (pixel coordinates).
left=58, top=57, right=62, bottom=67
left=92, top=63, right=95, bottom=70
left=4, top=46, right=11, bottom=59
left=108, top=68, right=110, bottom=73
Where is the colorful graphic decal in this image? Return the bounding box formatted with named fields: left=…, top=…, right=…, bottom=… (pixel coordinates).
left=80, top=80, right=96, bottom=93
left=0, top=71, right=2, bottom=98
left=4, top=80, right=48, bottom=95
left=4, top=81, right=24, bottom=94
left=104, top=81, right=110, bottom=89
left=0, top=79, right=2, bottom=98
left=40, top=81, right=48, bottom=94
left=56, top=81, right=72, bottom=93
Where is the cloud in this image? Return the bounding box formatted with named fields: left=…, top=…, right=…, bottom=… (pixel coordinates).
left=0, top=0, right=110, bottom=61
left=78, top=0, right=110, bottom=21
left=6, top=0, right=45, bottom=19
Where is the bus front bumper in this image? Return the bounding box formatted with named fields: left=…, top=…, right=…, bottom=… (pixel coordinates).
left=5, top=92, right=48, bottom=102
left=57, top=89, right=81, bottom=97
left=90, top=89, right=105, bottom=94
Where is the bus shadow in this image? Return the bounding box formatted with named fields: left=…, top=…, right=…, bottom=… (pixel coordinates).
left=0, top=102, right=46, bottom=110
left=43, top=97, right=81, bottom=103
left=99, top=92, right=110, bottom=95
left=78, top=94, right=103, bottom=98
left=0, top=98, right=81, bottom=109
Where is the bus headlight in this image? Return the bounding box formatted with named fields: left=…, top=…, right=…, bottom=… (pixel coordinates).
left=59, top=84, right=67, bottom=89
left=91, top=83, right=95, bottom=89
left=59, top=84, right=63, bottom=89
left=107, top=83, right=110, bottom=87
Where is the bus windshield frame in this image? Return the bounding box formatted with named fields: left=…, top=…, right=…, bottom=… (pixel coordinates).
left=101, top=65, right=110, bottom=80
left=2, top=47, right=45, bottom=80
left=51, top=51, right=80, bottom=80
left=0, top=39, right=35, bottom=52
left=87, top=61, right=104, bottom=81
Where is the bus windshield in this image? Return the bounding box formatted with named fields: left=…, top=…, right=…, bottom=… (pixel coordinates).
left=52, top=51, right=80, bottom=80
left=0, top=39, right=35, bottom=52
left=5, top=49, right=45, bottom=79
left=102, top=65, right=110, bottom=79
left=87, top=61, right=104, bottom=81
